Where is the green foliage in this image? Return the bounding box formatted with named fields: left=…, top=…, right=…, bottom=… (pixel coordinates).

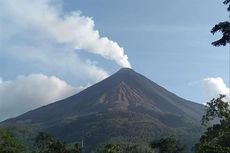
left=195, top=143, right=230, bottom=153
left=223, top=0, right=230, bottom=11
left=211, top=1, right=230, bottom=46
left=99, top=144, right=122, bottom=153
left=150, top=137, right=185, bottom=153
left=202, top=95, right=230, bottom=125
left=99, top=143, right=155, bottom=153
left=120, top=143, right=154, bottom=153
left=0, top=130, right=83, bottom=153
left=0, top=128, right=25, bottom=153
left=194, top=95, right=230, bottom=153
left=34, top=132, right=81, bottom=153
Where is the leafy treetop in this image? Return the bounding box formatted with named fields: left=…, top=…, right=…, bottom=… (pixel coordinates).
left=211, top=0, right=230, bottom=46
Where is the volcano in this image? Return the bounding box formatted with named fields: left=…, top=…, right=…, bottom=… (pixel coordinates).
left=2, top=68, right=204, bottom=152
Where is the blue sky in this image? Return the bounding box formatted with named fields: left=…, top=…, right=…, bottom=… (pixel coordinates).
left=62, top=0, right=229, bottom=101
left=0, top=0, right=229, bottom=120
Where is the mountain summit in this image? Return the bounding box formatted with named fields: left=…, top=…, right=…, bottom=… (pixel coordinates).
left=3, top=68, right=204, bottom=152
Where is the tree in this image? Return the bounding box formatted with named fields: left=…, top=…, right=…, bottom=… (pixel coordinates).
left=34, top=132, right=81, bottom=153
left=150, top=137, right=185, bottom=153
left=99, top=144, right=122, bottom=153
left=98, top=143, right=153, bottom=153
left=194, top=95, right=230, bottom=153
left=0, top=128, right=25, bottom=153
left=211, top=0, right=230, bottom=46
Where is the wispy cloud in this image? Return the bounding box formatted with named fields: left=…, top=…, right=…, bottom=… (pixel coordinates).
left=113, top=24, right=209, bottom=33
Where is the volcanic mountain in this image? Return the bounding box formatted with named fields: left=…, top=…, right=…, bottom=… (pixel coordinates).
left=2, top=68, right=204, bottom=151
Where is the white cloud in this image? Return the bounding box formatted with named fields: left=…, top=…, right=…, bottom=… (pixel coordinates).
left=0, top=74, right=86, bottom=121
left=202, top=77, right=230, bottom=102
left=0, top=0, right=131, bottom=68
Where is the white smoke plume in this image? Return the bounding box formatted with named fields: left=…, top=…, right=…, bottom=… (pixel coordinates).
left=0, top=0, right=131, bottom=68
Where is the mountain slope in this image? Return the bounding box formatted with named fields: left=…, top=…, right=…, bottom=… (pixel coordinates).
left=2, top=68, right=204, bottom=152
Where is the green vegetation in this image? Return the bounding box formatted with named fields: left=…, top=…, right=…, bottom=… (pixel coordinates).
left=211, top=0, right=230, bottom=46
left=34, top=132, right=81, bottom=153
left=150, top=137, right=185, bottom=153
left=0, top=130, right=82, bottom=153
left=0, top=129, right=186, bottom=153
left=99, top=142, right=156, bottom=153
left=99, top=144, right=122, bottom=153
left=0, top=128, right=25, bottom=153
left=194, top=95, right=230, bottom=153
